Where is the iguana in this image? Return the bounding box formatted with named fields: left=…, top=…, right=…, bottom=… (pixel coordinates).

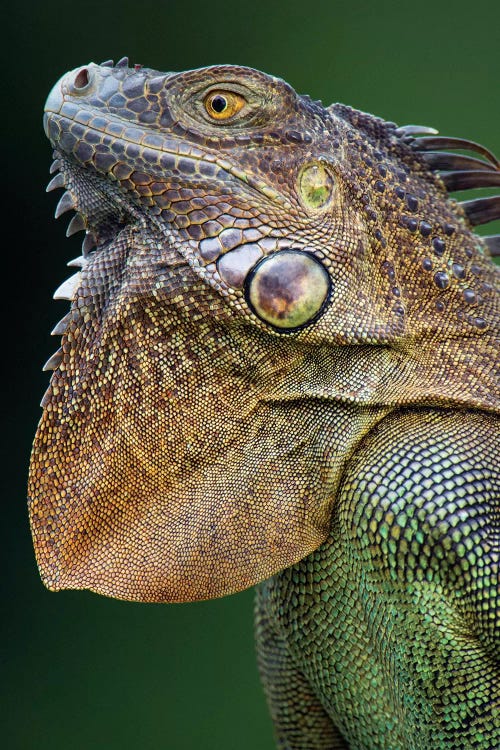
left=29, top=58, right=499, bottom=749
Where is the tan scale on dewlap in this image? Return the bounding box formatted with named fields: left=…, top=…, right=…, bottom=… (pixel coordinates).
left=29, top=57, right=499, bottom=749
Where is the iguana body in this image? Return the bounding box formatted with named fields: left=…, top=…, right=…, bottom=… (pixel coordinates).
left=29, top=60, right=499, bottom=748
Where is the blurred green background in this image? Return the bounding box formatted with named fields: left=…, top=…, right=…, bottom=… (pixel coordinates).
left=3, top=0, right=499, bottom=748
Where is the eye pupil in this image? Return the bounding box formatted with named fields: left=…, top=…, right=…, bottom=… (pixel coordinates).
left=211, top=95, right=227, bottom=113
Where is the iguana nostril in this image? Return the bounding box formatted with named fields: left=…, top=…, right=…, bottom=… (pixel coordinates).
left=73, top=67, right=90, bottom=91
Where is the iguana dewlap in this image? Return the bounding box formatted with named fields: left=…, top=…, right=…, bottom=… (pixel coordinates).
left=30, top=59, right=499, bottom=748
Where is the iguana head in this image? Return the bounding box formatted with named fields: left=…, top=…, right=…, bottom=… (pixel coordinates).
left=30, top=60, right=499, bottom=601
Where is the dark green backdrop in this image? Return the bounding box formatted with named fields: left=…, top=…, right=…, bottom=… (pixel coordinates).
left=3, top=1, right=499, bottom=748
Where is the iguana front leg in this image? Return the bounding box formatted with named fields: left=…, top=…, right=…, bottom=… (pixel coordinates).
left=257, top=409, right=499, bottom=749
left=256, top=591, right=349, bottom=749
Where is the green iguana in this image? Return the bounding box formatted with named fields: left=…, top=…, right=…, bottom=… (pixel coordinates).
left=29, top=58, right=499, bottom=749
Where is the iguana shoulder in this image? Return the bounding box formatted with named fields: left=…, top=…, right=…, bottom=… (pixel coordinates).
left=257, top=408, right=499, bottom=748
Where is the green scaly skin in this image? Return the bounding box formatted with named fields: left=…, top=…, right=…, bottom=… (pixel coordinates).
left=29, top=60, right=499, bottom=748
left=256, top=410, right=499, bottom=748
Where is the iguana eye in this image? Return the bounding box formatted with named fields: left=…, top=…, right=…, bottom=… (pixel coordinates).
left=245, top=250, right=331, bottom=331
left=204, top=90, right=245, bottom=120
